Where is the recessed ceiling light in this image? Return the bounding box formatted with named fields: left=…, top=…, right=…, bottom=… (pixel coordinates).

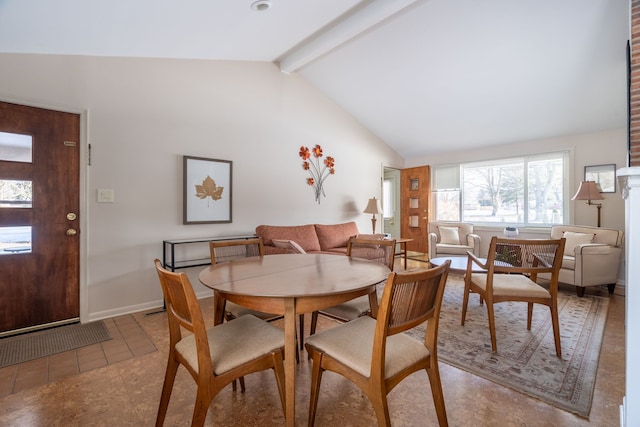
left=250, top=1, right=272, bottom=12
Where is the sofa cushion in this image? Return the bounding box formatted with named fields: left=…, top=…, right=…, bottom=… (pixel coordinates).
left=272, top=239, right=306, bottom=254
left=315, top=222, right=359, bottom=250
left=438, top=226, right=461, bottom=245
left=562, top=231, right=594, bottom=256
left=436, top=243, right=472, bottom=256
left=551, top=225, right=622, bottom=247
left=255, top=224, right=321, bottom=252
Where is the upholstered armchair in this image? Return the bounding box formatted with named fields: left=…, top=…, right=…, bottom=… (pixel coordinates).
left=539, top=225, right=624, bottom=297
left=428, top=221, right=481, bottom=259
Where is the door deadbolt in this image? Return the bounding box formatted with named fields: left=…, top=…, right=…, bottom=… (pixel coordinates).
left=67, top=213, right=77, bottom=221
left=66, top=229, right=77, bottom=236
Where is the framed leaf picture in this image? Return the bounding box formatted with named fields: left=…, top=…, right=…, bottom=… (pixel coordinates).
left=183, top=156, right=232, bottom=224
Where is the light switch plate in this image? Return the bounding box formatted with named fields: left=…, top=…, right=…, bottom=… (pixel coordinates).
left=97, top=188, right=115, bottom=203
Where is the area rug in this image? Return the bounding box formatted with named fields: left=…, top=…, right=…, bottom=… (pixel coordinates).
left=407, top=275, right=609, bottom=418
left=0, top=321, right=112, bottom=368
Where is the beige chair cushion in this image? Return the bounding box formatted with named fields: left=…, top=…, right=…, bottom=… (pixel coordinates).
left=175, top=314, right=284, bottom=376
left=438, top=226, right=460, bottom=245
left=562, top=231, right=594, bottom=256
left=272, top=239, right=307, bottom=254
left=319, top=295, right=371, bottom=320
left=469, top=273, right=551, bottom=299
left=305, top=316, right=429, bottom=378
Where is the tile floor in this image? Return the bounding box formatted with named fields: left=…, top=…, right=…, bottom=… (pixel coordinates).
left=0, top=315, right=156, bottom=397
left=0, top=259, right=626, bottom=426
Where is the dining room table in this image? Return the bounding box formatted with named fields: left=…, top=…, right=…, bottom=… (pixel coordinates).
left=198, top=252, right=391, bottom=426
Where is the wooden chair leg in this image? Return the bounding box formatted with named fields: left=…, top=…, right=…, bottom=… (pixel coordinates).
left=461, top=281, right=471, bottom=326
left=549, top=303, right=562, bottom=357
left=156, top=357, right=179, bottom=427
left=576, top=286, right=586, bottom=297
left=310, top=311, right=319, bottom=336
left=191, top=383, right=214, bottom=427
left=486, top=302, right=498, bottom=353
left=271, top=351, right=286, bottom=414
left=370, top=389, right=392, bottom=427
left=307, top=350, right=324, bottom=427
left=299, top=314, right=305, bottom=350
left=426, top=362, right=449, bottom=427
left=527, top=302, right=533, bottom=330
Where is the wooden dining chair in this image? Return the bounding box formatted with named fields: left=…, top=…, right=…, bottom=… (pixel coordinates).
left=305, top=261, right=451, bottom=427
left=152, top=259, right=286, bottom=427
left=308, top=237, right=396, bottom=340
left=209, top=238, right=300, bottom=365
left=461, top=236, right=566, bottom=357
left=209, top=238, right=273, bottom=322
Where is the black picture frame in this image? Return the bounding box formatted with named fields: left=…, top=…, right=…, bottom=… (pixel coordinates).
left=584, top=164, right=616, bottom=193
left=183, top=156, right=232, bottom=224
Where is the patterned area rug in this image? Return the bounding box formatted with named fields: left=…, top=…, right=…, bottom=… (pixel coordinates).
left=0, top=321, right=112, bottom=368
left=406, top=275, right=609, bottom=418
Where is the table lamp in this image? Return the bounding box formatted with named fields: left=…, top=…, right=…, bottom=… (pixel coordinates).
left=363, top=197, right=383, bottom=234
left=571, top=181, right=604, bottom=227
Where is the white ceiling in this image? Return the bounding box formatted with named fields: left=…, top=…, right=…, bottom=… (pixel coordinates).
left=0, top=0, right=629, bottom=158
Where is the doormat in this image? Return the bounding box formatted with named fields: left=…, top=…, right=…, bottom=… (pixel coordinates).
left=0, top=321, right=112, bottom=368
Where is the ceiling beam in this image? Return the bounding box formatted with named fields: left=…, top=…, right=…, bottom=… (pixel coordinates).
left=278, top=0, right=419, bottom=74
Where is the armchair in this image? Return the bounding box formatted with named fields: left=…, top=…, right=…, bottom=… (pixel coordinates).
left=540, top=225, right=624, bottom=297
left=428, top=221, right=481, bottom=259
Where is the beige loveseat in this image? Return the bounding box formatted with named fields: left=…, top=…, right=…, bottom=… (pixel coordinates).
left=255, top=222, right=389, bottom=261
left=539, top=225, right=624, bottom=297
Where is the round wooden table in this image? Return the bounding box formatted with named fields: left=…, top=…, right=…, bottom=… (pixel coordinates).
left=199, top=253, right=390, bottom=426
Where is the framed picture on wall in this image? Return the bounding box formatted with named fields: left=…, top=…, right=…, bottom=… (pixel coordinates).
left=584, top=164, right=616, bottom=193
left=183, top=156, right=232, bottom=224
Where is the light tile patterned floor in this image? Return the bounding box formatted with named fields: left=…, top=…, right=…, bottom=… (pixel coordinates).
left=0, top=314, right=156, bottom=397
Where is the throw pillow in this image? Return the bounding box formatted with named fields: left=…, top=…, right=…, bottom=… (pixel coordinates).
left=562, top=231, right=594, bottom=256
left=272, top=239, right=307, bottom=254
left=439, top=226, right=460, bottom=245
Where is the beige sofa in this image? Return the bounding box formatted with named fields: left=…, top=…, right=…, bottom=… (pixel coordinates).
left=540, top=225, right=624, bottom=297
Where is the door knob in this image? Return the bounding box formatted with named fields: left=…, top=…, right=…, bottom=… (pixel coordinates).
left=66, top=229, right=77, bottom=236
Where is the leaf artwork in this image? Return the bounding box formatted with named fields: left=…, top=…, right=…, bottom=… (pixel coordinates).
left=195, top=175, right=224, bottom=207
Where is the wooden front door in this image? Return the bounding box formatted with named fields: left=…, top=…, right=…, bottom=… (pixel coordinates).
left=0, top=101, right=80, bottom=334
left=400, top=165, right=430, bottom=254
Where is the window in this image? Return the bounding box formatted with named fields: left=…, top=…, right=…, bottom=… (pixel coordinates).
left=382, top=178, right=394, bottom=219
left=432, top=151, right=568, bottom=226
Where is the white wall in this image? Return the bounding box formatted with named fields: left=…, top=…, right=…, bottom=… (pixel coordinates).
left=0, top=53, right=405, bottom=321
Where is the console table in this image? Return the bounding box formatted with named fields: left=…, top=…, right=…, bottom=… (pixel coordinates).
left=162, top=235, right=256, bottom=271
left=145, top=235, right=257, bottom=316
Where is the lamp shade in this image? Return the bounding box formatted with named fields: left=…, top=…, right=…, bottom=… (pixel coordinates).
left=363, top=197, right=382, bottom=214
left=572, top=181, right=604, bottom=201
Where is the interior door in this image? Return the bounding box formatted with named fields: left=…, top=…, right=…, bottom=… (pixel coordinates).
left=0, top=101, right=80, bottom=335
left=400, top=165, right=430, bottom=254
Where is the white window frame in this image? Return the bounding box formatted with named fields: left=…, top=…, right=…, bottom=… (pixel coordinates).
left=431, top=151, right=569, bottom=227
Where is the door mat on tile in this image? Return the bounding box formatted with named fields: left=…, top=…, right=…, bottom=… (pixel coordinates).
left=406, top=275, right=609, bottom=419
left=0, top=321, right=112, bottom=368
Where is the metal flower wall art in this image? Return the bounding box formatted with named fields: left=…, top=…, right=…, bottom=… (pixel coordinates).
left=299, top=145, right=336, bottom=204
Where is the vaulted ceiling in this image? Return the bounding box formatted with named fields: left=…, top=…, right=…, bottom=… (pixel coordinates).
left=0, top=0, right=629, bottom=158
